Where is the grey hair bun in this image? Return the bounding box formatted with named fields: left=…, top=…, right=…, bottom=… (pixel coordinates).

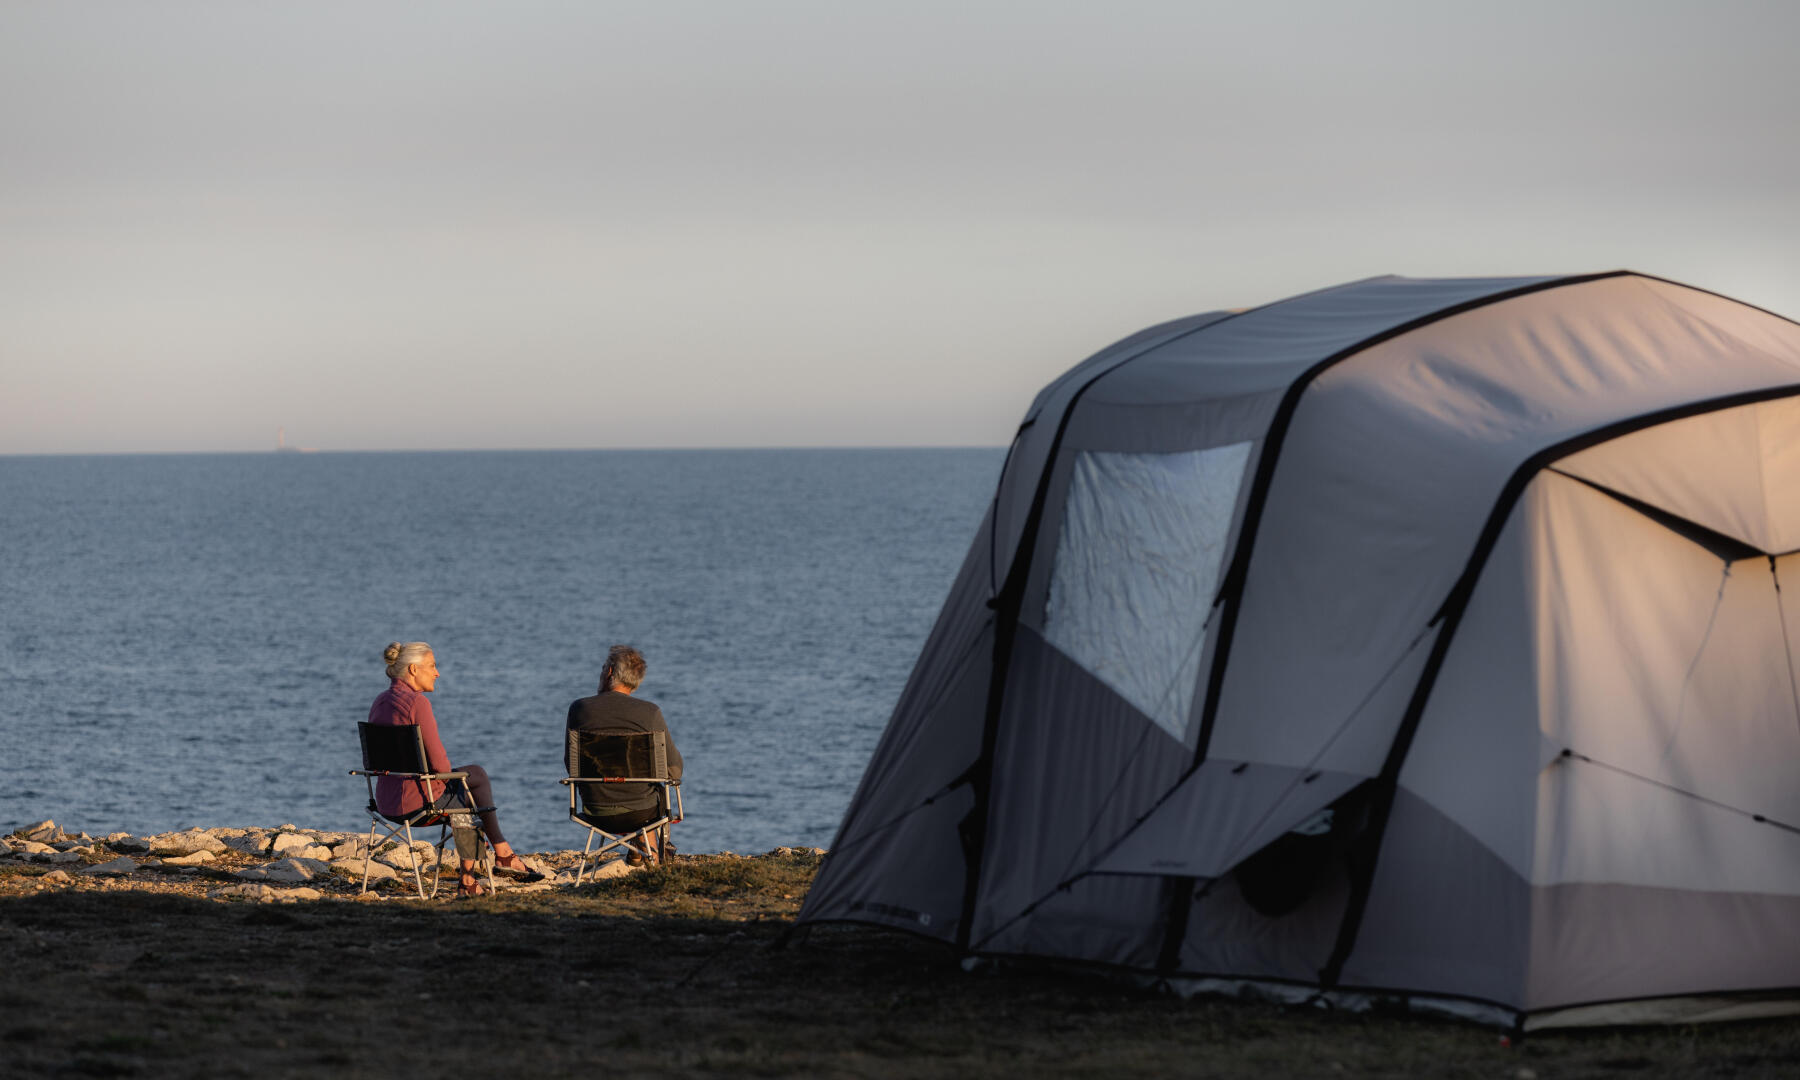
left=384, top=640, right=432, bottom=679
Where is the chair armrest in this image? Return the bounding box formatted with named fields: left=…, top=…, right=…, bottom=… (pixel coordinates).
left=350, top=769, right=469, bottom=780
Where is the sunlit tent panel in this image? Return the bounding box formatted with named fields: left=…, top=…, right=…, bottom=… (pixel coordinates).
left=799, top=272, right=1800, bottom=1030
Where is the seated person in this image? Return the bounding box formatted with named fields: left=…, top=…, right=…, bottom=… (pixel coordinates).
left=565, top=644, right=684, bottom=864
left=369, top=640, right=543, bottom=896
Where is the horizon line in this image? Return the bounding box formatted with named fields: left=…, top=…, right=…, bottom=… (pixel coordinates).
left=0, top=443, right=1010, bottom=460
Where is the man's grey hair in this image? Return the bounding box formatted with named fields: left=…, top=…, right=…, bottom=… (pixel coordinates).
left=603, top=644, right=646, bottom=691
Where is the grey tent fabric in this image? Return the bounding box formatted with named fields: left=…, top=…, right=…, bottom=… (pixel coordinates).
left=800, top=271, right=1800, bottom=1028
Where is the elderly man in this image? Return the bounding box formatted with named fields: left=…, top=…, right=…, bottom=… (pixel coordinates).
left=565, top=644, right=684, bottom=864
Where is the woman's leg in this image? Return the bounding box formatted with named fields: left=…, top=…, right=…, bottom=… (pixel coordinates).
left=453, top=763, right=509, bottom=851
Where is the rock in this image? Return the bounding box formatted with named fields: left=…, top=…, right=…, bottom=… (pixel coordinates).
left=268, top=832, right=321, bottom=858
left=107, top=835, right=151, bottom=854
left=329, top=839, right=367, bottom=860
left=209, top=883, right=321, bottom=903
left=150, top=829, right=227, bottom=857
left=82, top=857, right=139, bottom=876
left=331, top=857, right=399, bottom=884
left=296, top=844, right=334, bottom=861
left=218, top=831, right=271, bottom=855
left=585, top=858, right=640, bottom=880
left=15, top=820, right=66, bottom=844
left=375, top=843, right=443, bottom=871
left=163, top=850, right=215, bottom=867
left=38, top=851, right=84, bottom=865
left=16, top=840, right=53, bottom=855
left=40, top=869, right=73, bottom=884
left=235, top=857, right=329, bottom=883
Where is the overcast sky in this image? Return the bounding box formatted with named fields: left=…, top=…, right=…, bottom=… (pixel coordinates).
left=3, top=1, right=1796, bottom=454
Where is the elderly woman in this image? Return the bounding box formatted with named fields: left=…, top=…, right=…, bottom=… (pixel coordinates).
left=369, top=641, right=541, bottom=896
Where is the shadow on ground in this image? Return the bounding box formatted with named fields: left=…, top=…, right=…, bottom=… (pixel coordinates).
left=2, top=853, right=1797, bottom=1078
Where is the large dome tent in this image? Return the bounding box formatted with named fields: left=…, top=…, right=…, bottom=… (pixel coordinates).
left=798, top=271, right=1800, bottom=1030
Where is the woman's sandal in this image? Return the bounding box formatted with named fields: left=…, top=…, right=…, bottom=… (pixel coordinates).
left=455, top=875, right=487, bottom=899
left=492, top=854, right=545, bottom=883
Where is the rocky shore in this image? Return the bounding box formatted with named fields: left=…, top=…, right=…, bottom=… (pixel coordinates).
left=0, top=818, right=824, bottom=903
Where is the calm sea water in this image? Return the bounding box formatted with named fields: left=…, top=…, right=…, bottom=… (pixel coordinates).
left=0, top=449, right=1002, bottom=855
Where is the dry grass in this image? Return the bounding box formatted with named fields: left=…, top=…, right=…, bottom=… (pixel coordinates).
left=1, top=852, right=1797, bottom=1078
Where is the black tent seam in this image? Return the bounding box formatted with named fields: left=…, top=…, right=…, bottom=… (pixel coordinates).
left=1545, top=468, right=1765, bottom=562
left=955, top=306, right=1273, bottom=951
left=1158, top=270, right=1632, bottom=976
left=1318, top=380, right=1800, bottom=989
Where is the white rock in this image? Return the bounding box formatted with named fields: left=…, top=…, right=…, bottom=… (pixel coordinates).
left=107, top=835, right=152, bottom=854
left=331, top=857, right=399, bottom=883
left=268, top=832, right=322, bottom=858
left=329, top=839, right=367, bottom=860
left=295, top=844, right=334, bottom=861
left=82, top=857, right=139, bottom=876
left=211, top=883, right=318, bottom=902
left=17, top=840, right=54, bottom=856
left=218, top=831, right=271, bottom=855
left=235, top=857, right=329, bottom=883
left=40, top=869, right=73, bottom=884
left=38, top=851, right=84, bottom=865
left=585, top=858, right=641, bottom=880
left=150, top=829, right=227, bottom=856
left=17, top=820, right=64, bottom=844
left=163, top=850, right=216, bottom=867
left=376, top=843, right=445, bottom=871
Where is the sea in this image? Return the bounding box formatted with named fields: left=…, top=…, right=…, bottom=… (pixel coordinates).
left=0, top=448, right=1004, bottom=855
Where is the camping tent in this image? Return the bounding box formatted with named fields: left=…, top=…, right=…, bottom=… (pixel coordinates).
left=798, top=272, right=1800, bottom=1029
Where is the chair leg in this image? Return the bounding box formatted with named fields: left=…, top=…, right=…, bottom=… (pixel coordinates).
left=401, top=822, right=428, bottom=900
left=361, top=818, right=382, bottom=895
left=575, top=827, right=597, bottom=888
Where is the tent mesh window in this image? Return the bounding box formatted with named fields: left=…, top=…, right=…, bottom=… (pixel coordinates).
left=1044, top=442, right=1251, bottom=740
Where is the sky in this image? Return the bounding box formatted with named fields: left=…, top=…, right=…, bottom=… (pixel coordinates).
left=2, top=1, right=1797, bottom=454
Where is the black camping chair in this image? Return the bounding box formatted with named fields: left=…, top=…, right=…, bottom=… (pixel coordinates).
left=350, top=722, right=496, bottom=899
left=560, top=729, right=684, bottom=885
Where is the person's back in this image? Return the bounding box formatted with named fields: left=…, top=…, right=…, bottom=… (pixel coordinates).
left=566, top=688, right=683, bottom=813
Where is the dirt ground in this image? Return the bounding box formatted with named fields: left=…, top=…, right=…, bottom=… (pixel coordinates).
left=2, top=852, right=1798, bottom=1079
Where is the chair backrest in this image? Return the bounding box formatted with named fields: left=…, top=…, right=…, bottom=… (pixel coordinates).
left=567, top=728, right=668, bottom=781
left=359, top=722, right=430, bottom=774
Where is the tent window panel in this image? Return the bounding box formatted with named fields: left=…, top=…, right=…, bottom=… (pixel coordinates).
left=1044, top=443, right=1253, bottom=740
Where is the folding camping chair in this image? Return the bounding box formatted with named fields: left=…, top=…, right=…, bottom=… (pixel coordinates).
left=560, top=729, right=684, bottom=885
left=350, top=722, right=496, bottom=899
